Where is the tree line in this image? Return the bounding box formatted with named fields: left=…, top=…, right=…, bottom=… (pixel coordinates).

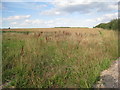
left=94, top=19, right=119, bottom=30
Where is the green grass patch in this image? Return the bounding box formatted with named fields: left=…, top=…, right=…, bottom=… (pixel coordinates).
left=2, top=30, right=118, bottom=88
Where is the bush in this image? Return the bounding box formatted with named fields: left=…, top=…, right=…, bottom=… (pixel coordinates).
left=94, top=19, right=119, bottom=30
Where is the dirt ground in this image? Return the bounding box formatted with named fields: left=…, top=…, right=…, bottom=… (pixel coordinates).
left=94, top=58, right=120, bottom=88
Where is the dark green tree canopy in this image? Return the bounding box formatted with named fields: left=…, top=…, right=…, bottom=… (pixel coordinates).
left=94, top=19, right=119, bottom=30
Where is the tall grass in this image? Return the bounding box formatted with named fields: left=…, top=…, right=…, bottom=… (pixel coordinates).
left=2, top=29, right=118, bottom=88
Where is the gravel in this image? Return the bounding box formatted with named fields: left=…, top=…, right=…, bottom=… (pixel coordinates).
left=94, top=58, right=120, bottom=88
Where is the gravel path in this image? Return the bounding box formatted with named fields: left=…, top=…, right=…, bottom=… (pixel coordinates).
left=94, top=58, right=120, bottom=88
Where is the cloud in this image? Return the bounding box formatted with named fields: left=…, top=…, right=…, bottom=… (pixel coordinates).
left=2, top=0, right=119, bottom=2
left=3, top=12, right=118, bottom=28
left=94, top=12, right=118, bottom=22
left=97, top=13, right=118, bottom=22
left=10, top=22, right=17, bottom=25
left=2, top=2, right=48, bottom=12
left=41, top=1, right=118, bottom=16
left=86, top=12, right=118, bottom=27
left=4, top=17, right=94, bottom=28
left=7, top=18, right=46, bottom=27
left=2, top=0, right=119, bottom=28
left=2, top=0, right=61, bottom=2
left=2, top=0, right=26, bottom=2
left=40, top=9, right=67, bottom=16
left=51, top=0, right=119, bottom=6
left=3, top=15, right=31, bottom=21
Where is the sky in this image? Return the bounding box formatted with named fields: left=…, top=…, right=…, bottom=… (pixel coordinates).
left=1, top=0, right=119, bottom=28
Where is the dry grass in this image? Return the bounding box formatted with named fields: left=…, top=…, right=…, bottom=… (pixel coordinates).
left=2, top=28, right=118, bottom=88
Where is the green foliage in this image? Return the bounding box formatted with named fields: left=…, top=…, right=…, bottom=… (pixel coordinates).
left=2, top=31, right=31, bottom=34
left=54, top=27, right=89, bottom=28
left=94, top=19, right=119, bottom=30
left=54, top=27, right=71, bottom=28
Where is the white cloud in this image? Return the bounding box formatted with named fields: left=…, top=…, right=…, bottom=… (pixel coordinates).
left=4, top=17, right=94, bottom=28
left=2, top=0, right=25, bottom=2
left=3, top=15, right=31, bottom=21
left=108, top=3, right=118, bottom=10
left=8, top=18, right=46, bottom=27
left=2, top=0, right=119, bottom=28
left=3, top=12, right=118, bottom=28
left=2, top=0, right=119, bottom=2
left=52, top=0, right=119, bottom=5
left=2, top=0, right=56, bottom=2
left=40, top=9, right=67, bottom=16
left=41, top=1, right=118, bottom=16
left=85, top=12, right=118, bottom=27
left=95, top=12, right=118, bottom=22
left=11, top=22, right=17, bottom=25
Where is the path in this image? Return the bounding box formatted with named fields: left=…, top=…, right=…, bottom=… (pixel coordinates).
left=94, top=58, right=120, bottom=88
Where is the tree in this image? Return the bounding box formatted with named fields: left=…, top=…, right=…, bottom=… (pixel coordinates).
left=94, top=18, right=119, bottom=31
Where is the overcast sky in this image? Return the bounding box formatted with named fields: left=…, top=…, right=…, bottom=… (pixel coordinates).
left=1, top=0, right=119, bottom=28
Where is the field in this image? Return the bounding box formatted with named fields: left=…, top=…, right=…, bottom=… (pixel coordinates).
left=2, top=28, right=118, bottom=88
